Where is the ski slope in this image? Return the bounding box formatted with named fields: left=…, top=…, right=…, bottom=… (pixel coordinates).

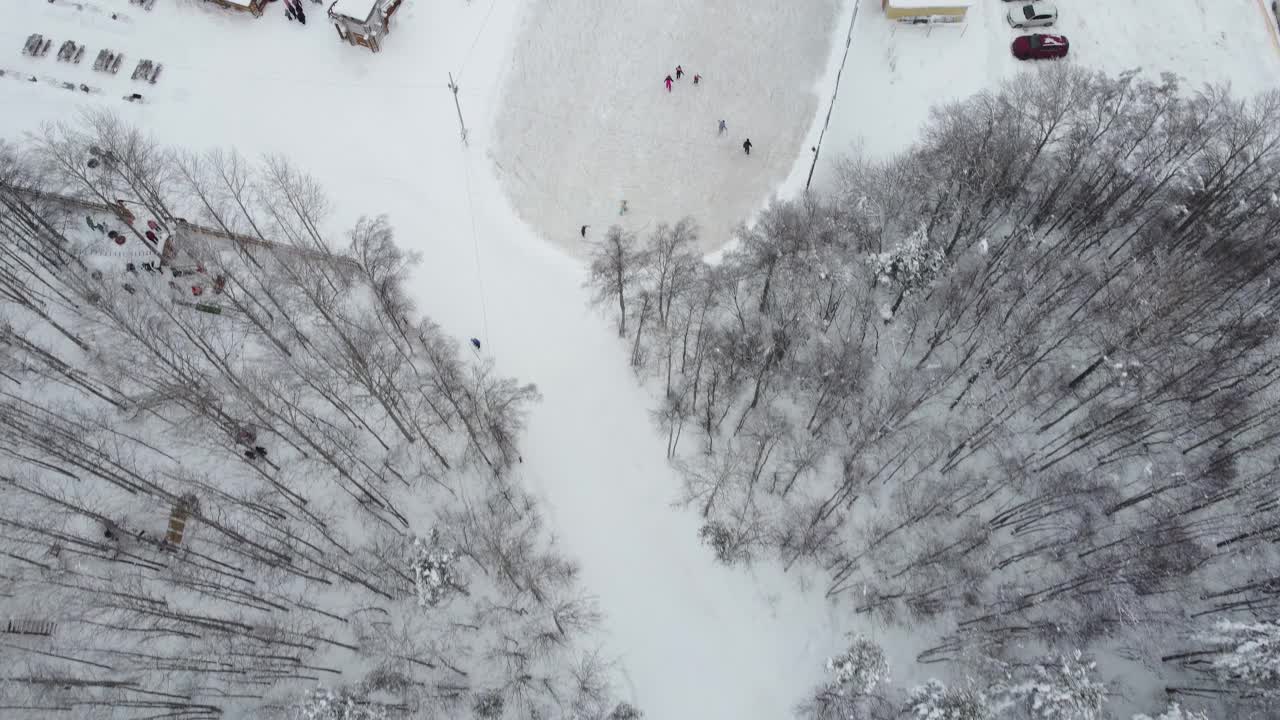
left=0, top=1, right=855, bottom=717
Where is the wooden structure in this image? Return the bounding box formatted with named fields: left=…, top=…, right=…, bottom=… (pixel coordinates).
left=5, top=619, right=55, bottom=636
left=203, top=0, right=266, bottom=17
left=328, top=0, right=404, bottom=52
left=165, top=494, right=200, bottom=546
left=882, top=0, right=971, bottom=23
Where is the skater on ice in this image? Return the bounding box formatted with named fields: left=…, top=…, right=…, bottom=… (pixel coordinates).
left=580, top=225, right=589, bottom=238
left=675, top=65, right=683, bottom=79
left=470, top=338, right=482, bottom=350
left=664, top=75, right=673, bottom=92
left=693, top=73, right=701, bottom=85
left=718, top=119, right=727, bottom=135
left=743, top=138, right=752, bottom=155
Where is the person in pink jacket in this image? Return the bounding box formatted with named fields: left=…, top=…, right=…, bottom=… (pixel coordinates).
left=664, top=75, right=673, bottom=92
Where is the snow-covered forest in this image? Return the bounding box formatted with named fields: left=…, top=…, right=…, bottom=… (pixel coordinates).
left=0, top=111, right=638, bottom=720
left=588, top=66, right=1280, bottom=720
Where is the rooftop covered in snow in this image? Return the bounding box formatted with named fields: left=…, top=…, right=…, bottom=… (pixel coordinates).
left=329, top=0, right=380, bottom=22
left=885, top=0, right=973, bottom=8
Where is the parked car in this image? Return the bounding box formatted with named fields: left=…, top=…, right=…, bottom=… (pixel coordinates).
left=1011, top=33, right=1069, bottom=60
left=1007, top=2, right=1057, bottom=29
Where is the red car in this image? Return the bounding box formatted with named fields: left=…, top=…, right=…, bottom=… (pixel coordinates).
left=1011, top=33, right=1069, bottom=60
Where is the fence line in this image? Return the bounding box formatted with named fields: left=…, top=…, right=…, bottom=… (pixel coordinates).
left=805, top=0, right=863, bottom=192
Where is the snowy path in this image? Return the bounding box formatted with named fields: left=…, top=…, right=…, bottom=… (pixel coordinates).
left=474, top=211, right=846, bottom=718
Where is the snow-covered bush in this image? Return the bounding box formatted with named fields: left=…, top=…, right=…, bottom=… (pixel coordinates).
left=908, top=680, right=991, bottom=720
left=995, top=651, right=1105, bottom=720
left=607, top=701, right=644, bottom=719
left=1201, top=620, right=1280, bottom=695
left=290, top=686, right=388, bottom=720
left=868, top=226, right=946, bottom=293
left=1132, top=702, right=1210, bottom=720
left=409, top=531, right=462, bottom=608
left=826, top=634, right=890, bottom=698
left=473, top=689, right=504, bottom=718
left=698, top=521, right=744, bottom=565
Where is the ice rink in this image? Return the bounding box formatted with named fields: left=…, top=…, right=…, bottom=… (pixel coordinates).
left=492, top=0, right=844, bottom=254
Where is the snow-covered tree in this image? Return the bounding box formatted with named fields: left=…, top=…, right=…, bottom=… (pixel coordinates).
left=995, top=651, right=1106, bottom=720
left=1199, top=620, right=1280, bottom=695
left=868, top=225, right=946, bottom=294
left=290, top=686, right=388, bottom=720
left=827, top=634, right=890, bottom=698
left=908, top=680, right=991, bottom=720
left=409, top=530, right=464, bottom=608
left=1132, top=702, right=1210, bottom=720
left=798, top=635, right=891, bottom=720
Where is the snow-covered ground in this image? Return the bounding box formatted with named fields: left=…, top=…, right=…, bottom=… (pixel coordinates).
left=490, top=0, right=843, bottom=253
left=811, top=0, right=1280, bottom=187
left=0, top=1, right=853, bottom=717
left=6, top=0, right=1276, bottom=716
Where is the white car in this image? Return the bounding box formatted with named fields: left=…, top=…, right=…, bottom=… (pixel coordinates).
left=1007, top=2, right=1058, bottom=29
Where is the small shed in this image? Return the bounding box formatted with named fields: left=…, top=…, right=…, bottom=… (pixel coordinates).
left=328, top=0, right=404, bottom=52
left=882, top=0, right=972, bottom=23
left=202, top=0, right=266, bottom=17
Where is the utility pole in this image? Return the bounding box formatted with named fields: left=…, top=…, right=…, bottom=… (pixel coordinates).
left=448, top=72, right=468, bottom=146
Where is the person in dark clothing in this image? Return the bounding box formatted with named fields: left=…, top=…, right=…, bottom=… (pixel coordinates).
left=675, top=65, right=683, bottom=79
left=580, top=225, right=588, bottom=238
left=470, top=338, right=482, bottom=350
left=743, top=138, right=752, bottom=155
left=285, top=4, right=295, bottom=20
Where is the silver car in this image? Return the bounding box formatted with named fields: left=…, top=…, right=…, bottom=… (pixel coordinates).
left=1007, top=2, right=1058, bottom=29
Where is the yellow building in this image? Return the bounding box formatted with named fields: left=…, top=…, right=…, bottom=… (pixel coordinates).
left=882, top=0, right=972, bottom=23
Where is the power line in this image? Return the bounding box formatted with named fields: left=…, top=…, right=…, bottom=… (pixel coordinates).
left=461, top=143, right=492, bottom=354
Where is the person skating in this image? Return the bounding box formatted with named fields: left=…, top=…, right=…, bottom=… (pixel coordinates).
left=693, top=73, right=701, bottom=85
left=664, top=74, right=673, bottom=92
left=743, top=138, right=752, bottom=155
left=675, top=65, right=684, bottom=80
left=580, top=224, right=588, bottom=238
left=718, top=119, right=727, bottom=135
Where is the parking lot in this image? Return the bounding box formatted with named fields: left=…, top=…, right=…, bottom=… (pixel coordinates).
left=812, top=0, right=1280, bottom=184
